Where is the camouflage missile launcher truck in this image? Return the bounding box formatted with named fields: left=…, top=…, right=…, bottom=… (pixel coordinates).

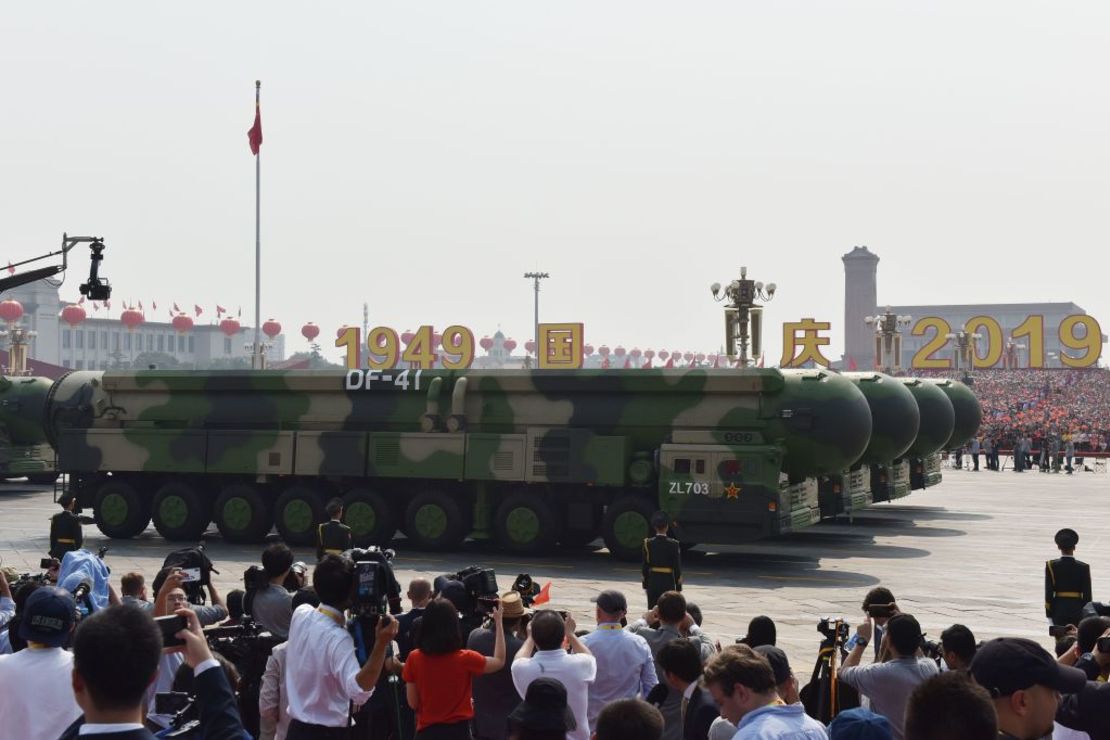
left=899, top=378, right=957, bottom=493
left=818, top=372, right=921, bottom=518
left=0, top=376, right=58, bottom=484
left=3, top=366, right=874, bottom=559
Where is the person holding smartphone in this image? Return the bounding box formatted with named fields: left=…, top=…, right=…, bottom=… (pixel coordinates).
left=846, top=587, right=899, bottom=661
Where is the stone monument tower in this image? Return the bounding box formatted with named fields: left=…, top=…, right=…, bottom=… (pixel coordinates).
left=842, top=246, right=879, bottom=368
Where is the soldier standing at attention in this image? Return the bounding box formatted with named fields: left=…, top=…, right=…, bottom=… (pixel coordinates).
left=1045, top=528, right=1092, bottom=629
left=642, top=511, right=681, bottom=609
left=49, top=493, right=83, bottom=560
left=316, top=498, right=352, bottom=560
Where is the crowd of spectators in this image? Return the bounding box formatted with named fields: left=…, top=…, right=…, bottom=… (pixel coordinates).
left=3, top=548, right=1110, bottom=740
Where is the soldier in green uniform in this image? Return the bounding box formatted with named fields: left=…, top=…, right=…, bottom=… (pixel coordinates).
left=642, top=510, right=682, bottom=609
left=49, top=493, right=83, bottom=560
left=316, top=497, right=352, bottom=560
left=1045, top=528, right=1092, bottom=628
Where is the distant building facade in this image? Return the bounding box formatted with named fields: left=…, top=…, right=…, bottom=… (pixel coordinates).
left=2, top=280, right=284, bottom=370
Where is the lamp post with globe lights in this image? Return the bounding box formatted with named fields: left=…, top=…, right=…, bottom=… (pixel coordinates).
left=864, top=307, right=912, bottom=372
left=946, top=328, right=982, bottom=373
left=710, top=266, right=776, bottom=367
left=1003, top=338, right=1026, bottom=369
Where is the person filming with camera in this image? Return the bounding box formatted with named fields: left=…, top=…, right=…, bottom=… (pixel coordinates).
left=284, top=553, right=398, bottom=740
left=251, top=542, right=296, bottom=639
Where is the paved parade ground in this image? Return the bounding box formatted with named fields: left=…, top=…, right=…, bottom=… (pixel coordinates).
left=2, top=468, right=1107, bottom=665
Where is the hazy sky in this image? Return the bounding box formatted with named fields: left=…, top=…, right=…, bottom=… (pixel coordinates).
left=2, top=2, right=1107, bottom=364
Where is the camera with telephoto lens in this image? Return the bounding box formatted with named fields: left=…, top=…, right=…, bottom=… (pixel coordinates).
left=510, top=573, right=541, bottom=607
left=348, top=547, right=400, bottom=625
left=153, top=691, right=198, bottom=737
left=817, top=617, right=850, bottom=646
left=445, top=565, right=500, bottom=615
left=921, top=636, right=943, bottom=665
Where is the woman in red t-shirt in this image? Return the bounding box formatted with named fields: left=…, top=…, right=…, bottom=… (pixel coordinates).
left=403, top=597, right=505, bottom=739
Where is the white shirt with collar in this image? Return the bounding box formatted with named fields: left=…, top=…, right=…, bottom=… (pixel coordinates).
left=511, top=647, right=597, bottom=740
left=79, top=723, right=146, bottom=735
left=284, top=603, right=373, bottom=728
left=0, top=644, right=82, bottom=740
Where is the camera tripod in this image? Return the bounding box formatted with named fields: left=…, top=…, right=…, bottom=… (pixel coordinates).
left=800, top=620, right=860, bottom=724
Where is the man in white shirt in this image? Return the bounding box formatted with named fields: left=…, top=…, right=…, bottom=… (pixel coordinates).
left=581, top=589, right=657, bottom=730
left=283, top=554, right=397, bottom=740
left=511, top=609, right=597, bottom=740
left=0, top=586, right=82, bottom=740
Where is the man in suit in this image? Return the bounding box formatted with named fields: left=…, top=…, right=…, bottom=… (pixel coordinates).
left=316, top=498, right=352, bottom=560
left=49, top=493, right=83, bottom=560
left=1046, top=528, right=1093, bottom=628
left=61, top=604, right=246, bottom=740
left=657, top=638, right=718, bottom=740
left=642, top=511, right=682, bottom=609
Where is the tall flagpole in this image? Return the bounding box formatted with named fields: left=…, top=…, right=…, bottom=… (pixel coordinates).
left=253, top=80, right=262, bottom=369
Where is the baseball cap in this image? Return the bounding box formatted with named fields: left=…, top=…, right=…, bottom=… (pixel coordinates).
left=970, top=637, right=1087, bottom=697
left=591, top=589, right=628, bottom=614
left=18, top=586, right=76, bottom=647
left=754, top=645, right=791, bottom=685
left=508, top=677, right=577, bottom=732
left=828, top=707, right=894, bottom=739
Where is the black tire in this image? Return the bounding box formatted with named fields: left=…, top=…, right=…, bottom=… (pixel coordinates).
left=404, top=489, right=467, bottom=550
left=94, top=479, right=151, bottom=539
left=28, top=473, right=59, bottom=485
left=214, top=483, right=272, bottom=544
left=342, top=488, right=397, bottom=547
left=494, top=492, right=560, bottom=554
left=273, top=485, right=325, bottom=546
left=151, top=480, right=211, bottom=541
left=602, top=494, right=656, bottom=561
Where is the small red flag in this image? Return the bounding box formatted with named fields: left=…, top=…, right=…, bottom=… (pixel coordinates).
left=77, top=296, right=85, bottom=305
left=664, top=356, right=674, bottom=369
left=217, top=305, right=226, bottom=316
left=532, top=582, right=552, bottom=606
left=152, top=300, right=157, bottom=311
left=194, top=304, right=203, bottom=317
left=248, top=104, right=263, bottom=155
left=173, top=302, right=181, bottom=313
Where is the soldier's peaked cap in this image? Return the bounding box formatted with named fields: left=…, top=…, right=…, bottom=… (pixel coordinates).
left=1055, top=528, right=1079, bottom=549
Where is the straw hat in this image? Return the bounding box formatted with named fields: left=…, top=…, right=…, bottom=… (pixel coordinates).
left=501, top=590, right=528, bottom=619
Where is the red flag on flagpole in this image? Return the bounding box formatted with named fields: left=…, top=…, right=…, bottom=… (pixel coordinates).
left=217, top=305, right=226, bottom=317
left=173, top=302, right=181, bottom=313
left=248, top=97, right=263, bottom=155
left=77, top=296, right=85, bottom=305
left=152, top=301, right=157, bottom=311
left=194, top=305, right=203, bottom=318
left=532, top=582, right=552, bottom=606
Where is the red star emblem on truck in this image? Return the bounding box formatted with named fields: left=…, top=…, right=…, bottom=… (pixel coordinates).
left=725, top=483, right=741, bottom=499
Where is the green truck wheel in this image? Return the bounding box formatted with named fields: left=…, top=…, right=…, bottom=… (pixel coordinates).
left=404, top=490, right=466, bottom=550
left=494, top=493, right=559, bottom=554
left=94, top=480, right=151, bottom=539
left=342, top=488, right=396, bottom=547
left=151, top=481, right=210, bottom=541
left=214, top=484, right=272, bottom=544
left=274, top=486, right=325, bottom=546
left=603, top=495, right=655, bottom=561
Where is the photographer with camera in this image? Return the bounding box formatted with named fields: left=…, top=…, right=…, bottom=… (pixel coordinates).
left=403, top=596, right=506, bottom=739
left=251, top=543, right=297, bottom=639
left=0, top=586, right=82, bottom=739
left=839, top=614, right=938, bottom=740
left=581, top=589, right=657, bottom=732
left=846, top=588, right=898, bottom=661
left=284, top=553, right=397, bottom=739
left=469, top=590, right=528, bottom=740
left=154, top=566, right=229, bottom=627
left=512, top=609, right=596, bottom=740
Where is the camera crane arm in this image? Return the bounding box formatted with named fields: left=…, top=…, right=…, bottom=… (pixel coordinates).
left=0, top=233, right=112, bottom=300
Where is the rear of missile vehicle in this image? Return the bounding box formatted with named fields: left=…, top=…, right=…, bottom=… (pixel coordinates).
left=898, top=378, right=956, bottom=493
left=819, top=372, right=919, bottom=518
left=40, top=366, right=874, bottom=560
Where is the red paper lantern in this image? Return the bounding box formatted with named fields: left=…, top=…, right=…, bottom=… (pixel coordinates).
left=479, top=336, right=494, bottom=351
left=658, top=350, right=669, bottom=361
left=644, top=349, right=655, bottom=360
left=171, top=314, right=194, bottom=333
left=630, top=347, right=642, bottom=358
left=432, top=332, right=442, bottom=348
left=583, top=344, right=594, bottom=356
left=121, top=308, right=144, bottom=331
left=683, top=352, right=694, bottom=362
left=262, top=319, right=282, bottom=339
left=336, top=325, right=350, bottom=338
left=302, top=322, right=320, bottom=341
left=219, top=318, right=241, bottom=337
left=696, top=352, right=706, bottom=363
left=503, top=338, right=517, bottom=352
left=0, top=300, right=23, bottom=323
left=401, top=329, right=415, bottom=345
left=525, top=340, right=536, bottom=355
left=598, top=345, right=610, bottom=357
left=614, top=345, right=626, bottom=357
left=61, top=304, right=86, bottom=328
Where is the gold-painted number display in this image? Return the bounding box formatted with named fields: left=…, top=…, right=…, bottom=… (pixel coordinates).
left=910, top=317, right=952, bottom=369
left=964, top=316, right=1003, bottom=368
left=439, top=325, right=475, bottom=370
left=1010, top=315, right=1044, bottom=368
left=1058, top=315, right=1103, bottom=367
left=400, top=326, right=437, bottom=368
left=335, top=327, right=361, bottom=370
left=366, top=327, right=399, bottom=371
